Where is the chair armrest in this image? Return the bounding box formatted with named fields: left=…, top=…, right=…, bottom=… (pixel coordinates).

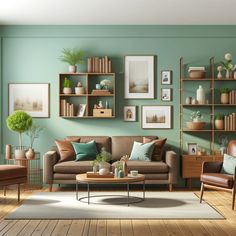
left=43, top=151, right=58, bottom=184
left=201, top=161, right=223, bottom=174
left=165, top=151, right=178, bottom=184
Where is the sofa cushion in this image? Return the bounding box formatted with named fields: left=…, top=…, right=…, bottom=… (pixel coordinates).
left=0, top=165, right=27, bottom=180
left=55, top=138, right=80, bottom=162
left=66, top=136, right=111, bottom=153
left=112, top=160, right=168, bottom=174
left=129, top=141, right=155, bottom=161
left=143, top=137, right=166, bottom=161
left=54, top=161, right=92, bottom=174
left=111, top=136, right=157, bottom=161
left=201, top=173, right=233, bottom=189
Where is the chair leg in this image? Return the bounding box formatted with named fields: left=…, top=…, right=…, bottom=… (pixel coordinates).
left=200, top=182, right=204, bottom=203
left=232, top=187, right=235, bottom=210
left=17, top=184, right=20, bottom=202
left=4, top=186, right=6, bottom=196
left=49, top=184, right=53, bottom=192
left=169, top=184, right=173, bottom=192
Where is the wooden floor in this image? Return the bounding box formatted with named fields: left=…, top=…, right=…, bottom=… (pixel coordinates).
left=1, top=188, right=236, bottom=236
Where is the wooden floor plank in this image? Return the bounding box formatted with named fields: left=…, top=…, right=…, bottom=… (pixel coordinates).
left=42, top=220, right=58, bottom=236
left=96, top=220, right=106, bottom=236
left=200, top=220, right=229, bottom=236
left=67, top=220, right=85, bottom=236
left=82, top=220, right=90, bottom=236
left=132, top=220, right=151, bottom=236
left=3, top=220, right=29, bottom=236
left=120, top=219, right=133, bottom=236
left=31, top=220, right=50, bottom=236
left=18, top=220, right=41, bottom=236
left=148, top=220, right=169, bottom=236
left=88, top=219, right=97, bottom=236
left=51, top=220, right=72, bottom=236
left=0, top=220, right=18, bottom=235
left=163, top=220, right=184, bottom=236
left=107, top=220, right=121, bottom=236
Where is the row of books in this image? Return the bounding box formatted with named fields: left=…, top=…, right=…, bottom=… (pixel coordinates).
left=228, top=90, right=236, bottom=104
left=60, top=99, right=75, bottom=117
left=224, top=113, right=236, bottom=130
left=87, top=56, right=112, bottom=73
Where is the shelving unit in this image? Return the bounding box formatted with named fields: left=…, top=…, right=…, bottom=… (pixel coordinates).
left=59, top=73, right=115, bottom=118
left=179, top=57, right=236, bottom=187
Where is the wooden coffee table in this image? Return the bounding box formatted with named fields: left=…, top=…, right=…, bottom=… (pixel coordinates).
left=76, top=173, right=145, bottom=206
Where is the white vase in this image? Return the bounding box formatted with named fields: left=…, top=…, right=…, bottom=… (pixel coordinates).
left=217, top=71, right=223, bottom=79
left=196, top=85, right=205, bottom=104
left=26, top=148, right=35, bottom=159
left=99, top=162, right=111, bottom=170
left=63, top=87, right=72, bottom=94
left=69, top=65, right=77, bottom=73
left=234, top=71, right=236, bottom=79
left=99, top=168, right=110, bottom=175
left=75, top=87, right=85, bottom=94
left=14, top=149, right=26, bottom=159
left=226, top=70, right=232, bottom=79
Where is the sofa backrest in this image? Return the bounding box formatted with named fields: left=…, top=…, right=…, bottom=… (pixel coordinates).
left=66, top=136, right=111, bottom=153
left=111, top=136, right=157, bottom=161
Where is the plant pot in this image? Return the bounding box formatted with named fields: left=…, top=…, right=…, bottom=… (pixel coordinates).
left=99, top=168, right=110, bottom=175
left=14, top=149, right=26, bottom=159
left=187, top=121, right=206, bottom=130
left=99, top=162, right=111, bottom=170
left=221, top=93, right=229, bottom=104
left=26, top=148, right=35, bottom=159
left=75, top=87, right=85, bottom=94
left=69, top=65, right=77, bottom=73
left=63, top=87, right=72, bottom=94
left=215, top=120, right=224, bottom=130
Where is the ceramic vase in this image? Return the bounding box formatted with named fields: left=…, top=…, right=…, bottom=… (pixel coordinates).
left=99, top=168, right=110, bottom=175
left=26, top=148, right=35, bottom=159
left=221, top=93, right=229, bottom=104
left=226, top=70, right=232, bottom=79
left=63, top=87, right=72, bottom=94
left=5, top=144, right=12, bottom=160
left=75, top=87, right=85, bottom=94
left=185, top=97, right=192, bottom=105
left=215, top=120, right=224, bottom=130
left=123, top=161, right=128, bottom=176
left=14, top=149, right=26, bottom=159
left=217, top=71, right=223, bottom=79
left=69, top=65, right=77, bottom=73
left=196, top=85, right=205, bottom=104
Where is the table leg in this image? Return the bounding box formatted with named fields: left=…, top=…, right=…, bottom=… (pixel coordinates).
left=88, top=183, right=90, bottom=205
left=127, top=183, right=130, bottom=206
left=143, top=180, right=145, bottom=200
left=76, top=181, right=78, bottom=201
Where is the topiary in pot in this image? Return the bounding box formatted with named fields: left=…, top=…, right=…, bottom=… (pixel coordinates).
left=220, top=88, right=230, bottom=104
left=215, top=113, right=224, bottom=130
left=63, top=77, right=73, bottom=94
left=6, top=111, right=32, bottom=159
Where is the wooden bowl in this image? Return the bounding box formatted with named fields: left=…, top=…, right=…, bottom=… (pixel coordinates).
left=186, top=121, right=206, bottom=130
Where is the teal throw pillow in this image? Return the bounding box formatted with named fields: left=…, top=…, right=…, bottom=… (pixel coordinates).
left=129, top=141, right=155, bottom=161
left=221, top=153, right=236, bottom=175
left=72, top=140, right=98, bottom=161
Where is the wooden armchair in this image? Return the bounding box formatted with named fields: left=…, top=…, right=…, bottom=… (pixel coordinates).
left=200, top=140, right=236, bottom=210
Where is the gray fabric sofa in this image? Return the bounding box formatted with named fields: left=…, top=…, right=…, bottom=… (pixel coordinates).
left=43, top=136, right=178, bottom=191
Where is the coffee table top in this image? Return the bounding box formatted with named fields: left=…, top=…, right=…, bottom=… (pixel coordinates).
left=76, top=173, right=145, bottom=183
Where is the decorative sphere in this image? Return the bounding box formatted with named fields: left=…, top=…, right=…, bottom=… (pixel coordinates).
left=99, top=168, right=110, bottom=175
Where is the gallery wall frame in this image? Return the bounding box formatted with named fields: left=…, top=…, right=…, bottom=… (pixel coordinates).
left=8, top=83, right=50, bottom=118
left=161, top=88, right=172, bottom=101
left=123, top=106, right=137, bottom=122
left=124, top=55, right=155, bottom=99
left=161, top=70, right=172, bottom=85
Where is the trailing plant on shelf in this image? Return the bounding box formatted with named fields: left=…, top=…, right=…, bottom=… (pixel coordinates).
left=63, top=77, right=73, bottom=94
left=187, top=111, right=205, bottom=130
left=215, top=113, right=224, bottom=130
left=220, top=87, right=230, bottom=104
left=59, top=48, right=84, bottom=73
left=220, top=53, right=236, bottom=78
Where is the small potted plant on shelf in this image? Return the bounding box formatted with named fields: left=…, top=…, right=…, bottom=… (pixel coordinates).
left=75, top=81, right=85, bottom=95
left=95, top=147, right=112, bottom=175
left=63, top=77, right=73, bottom=94
left=187, top=110, right=206, bottom=130
left=6, top=111, right=32, bottom=159
left=221, top=53, right=235, bottom=79
left=26, top=124, right=44, bottom=159
left=215, top=113, right=224, bottom=130
left=220, top=87, right=230, bottom=104
left=59, top=48, right=84, bottom=73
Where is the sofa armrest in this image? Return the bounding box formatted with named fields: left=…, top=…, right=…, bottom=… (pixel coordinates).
left=201, top=161, right=223, bottom=174
left=43, top=151, right=58, bottom=184
left=165, top=151, right=178, bottom=184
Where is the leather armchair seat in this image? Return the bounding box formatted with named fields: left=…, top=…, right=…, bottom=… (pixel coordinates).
left=201, top=173, right=233, bottom=189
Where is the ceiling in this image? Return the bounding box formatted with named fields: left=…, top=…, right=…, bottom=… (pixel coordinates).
left=0, top=0, right=236, bottom=25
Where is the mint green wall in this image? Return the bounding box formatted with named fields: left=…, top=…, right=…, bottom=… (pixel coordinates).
left=1, top=26, right=236, bottom=179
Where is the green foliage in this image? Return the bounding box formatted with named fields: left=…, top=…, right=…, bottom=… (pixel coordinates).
left=220, top=87, right=230, bottom=94
left=190, top=111, right=202, bottom=121
left=63, top=77, right=72, bottom=88
left=59, top=48, right=84, bottom=66
left=95, top=147, right=112, bottom=163
left=26, top=124, right=44, bottom=148
left=215, top=113, right=224, bottom=120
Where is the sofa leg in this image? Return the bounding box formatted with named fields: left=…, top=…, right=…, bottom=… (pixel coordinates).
left=232, top=187, right=235, bottom=210
left=17, top=184, right=20, bottom=202
left=169, top=184, right=173, bottom=192
left=49, top=184, right=53, bottom=192
left=200, top=183, right=204, bottom=203
left=4, top=186, right=6, bottom=196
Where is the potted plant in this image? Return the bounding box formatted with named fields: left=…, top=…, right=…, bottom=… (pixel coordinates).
left=218, top=135, right=228, bottom=155
left=59, top=48, right=84, bottom=73
left=95, top=148, right=112, bottom=175
left=75, top=81, right=85, bottom=95
left=25, top=124, right=43, bottom=159
left=6, top=111, right=32, bottom=159
left=221, top=53, right=235, bottom=79
left=187, top=111, right=206, bottom=130
left=63, top=77, right=73, bottom=94
left=215, top=113, right=224, bottom=130
left=220, top=87, right=230, bottom=104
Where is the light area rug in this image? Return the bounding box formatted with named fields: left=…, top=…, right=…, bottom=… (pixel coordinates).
left=6, top=191, right=224, bottom=219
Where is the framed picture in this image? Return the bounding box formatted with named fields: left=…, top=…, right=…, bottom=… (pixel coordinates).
left=8, top=83, right=50, bottom=118
left=77, top=104, right=86, bottom=117
left=161, top=70, right=172, bottom=85
left=187, top=143, right=198, bottom=155
left=124, top=106, right=136, bottom=122
left=124, top=55, right=154, bottom=99
left=141, top=105, right=172, bottom=129
left=161, top=88, right=172, bottom=101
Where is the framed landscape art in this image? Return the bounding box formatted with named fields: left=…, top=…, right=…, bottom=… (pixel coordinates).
left=141, top=105, right=172, bottom=129
left=9, top=83, right=50, bottom=118
left=124, top=55, right=154, bottom=99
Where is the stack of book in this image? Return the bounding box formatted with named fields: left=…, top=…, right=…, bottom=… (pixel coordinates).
left=229, top=90, right=236, bottom=104
left=224, top=112, right=236, bottom=130
left=87, top=56, right=112, bottom=73
left=60, top=99, right=75, bottom=117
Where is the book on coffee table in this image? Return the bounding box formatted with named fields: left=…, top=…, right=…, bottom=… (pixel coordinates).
left=86, top=172, right=114, bottom=178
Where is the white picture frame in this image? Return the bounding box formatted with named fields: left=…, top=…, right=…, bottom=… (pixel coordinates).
left=124, top=55, right=154, bottom=99
left=161, top=88, right=172, bottom=101
left=77, top=104, right=86, bottom=117
left=187, top=143, right=198, bottom=155
left=141, top=105, right=172, bottom=129
left=8, top=83, right=50, bottom=118
left=124, top=106, right=136, bottom=122
left=161, top=70, right=172, bottom=85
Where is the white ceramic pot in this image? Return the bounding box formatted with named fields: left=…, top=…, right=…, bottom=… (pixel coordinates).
left=69, top=65, right=77, bottom=73
left=14, top=149, right=26, bottom=159
left=196, top=85, right=205, bottom=104
left=26, top=148, right=35, bottom=159
left=75, top=87, right=85, bottom=94
left=63, top=87, right=72, bottom=94
left=99, top=162, right=111, bottom=170
left=99, top=168, right=110, bottom=175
